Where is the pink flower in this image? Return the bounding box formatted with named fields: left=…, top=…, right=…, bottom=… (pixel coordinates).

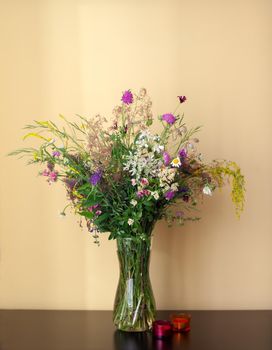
left=95, top=210, right=102, bottom=216
left=42, top=169, right=50, bottom=177
left=140, top=178, right=149, bottom=186
left=137, top=189, right=151, bottom=198
left=88, top=204, right=99, bottom=212
left=49, top=171, right=58, bottom=182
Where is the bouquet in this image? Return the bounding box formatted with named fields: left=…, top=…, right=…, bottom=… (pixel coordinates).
left=10, top=88, right=245, bottom=331
left=10, top=88, right=245, bottom=242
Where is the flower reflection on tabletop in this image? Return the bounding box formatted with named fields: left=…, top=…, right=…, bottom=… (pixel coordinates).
left=9, top=88, right=245, bottom=332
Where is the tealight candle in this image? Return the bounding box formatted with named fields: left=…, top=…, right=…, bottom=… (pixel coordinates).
left=171, top=313, right=191, bottom=332
left=152, top=320, right=172, bottom=338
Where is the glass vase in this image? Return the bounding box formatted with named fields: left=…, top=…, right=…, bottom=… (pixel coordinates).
left=113, top=237, right=156, bottom=332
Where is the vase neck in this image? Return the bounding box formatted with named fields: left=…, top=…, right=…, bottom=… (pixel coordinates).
left=116, top=237, right=152, bottom=251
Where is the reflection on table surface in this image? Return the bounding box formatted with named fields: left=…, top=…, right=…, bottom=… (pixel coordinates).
left=114, top=330, right=190, bottom=350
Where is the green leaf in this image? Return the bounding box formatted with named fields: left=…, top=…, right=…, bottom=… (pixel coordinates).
left=143, top=201, right=153, bottom=207
left=79, top=211, right=94, bottom=219
left=94, top=213, right=110, bottom=225
left=83, top=198, right=100, bottom=207
left=146, top=119, right=153, bottom=126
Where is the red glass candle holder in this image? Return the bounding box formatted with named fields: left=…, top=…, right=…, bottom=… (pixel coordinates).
left=152, top=320, right=172, bottom=338
left=171, top=313, right=191, bottom=332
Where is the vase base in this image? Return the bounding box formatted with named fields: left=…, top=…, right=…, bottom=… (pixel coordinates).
left=116, top=327, right=152, bottom=332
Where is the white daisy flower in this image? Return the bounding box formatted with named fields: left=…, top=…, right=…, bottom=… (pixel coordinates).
left=171, top=157, right=181, bottom=168
left=128, top=218, right=134, bottom=226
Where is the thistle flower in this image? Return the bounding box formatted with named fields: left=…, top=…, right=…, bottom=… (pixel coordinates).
left=121, top=90, right=133, bottom=104
left=162, top=113, right=176, bottom=125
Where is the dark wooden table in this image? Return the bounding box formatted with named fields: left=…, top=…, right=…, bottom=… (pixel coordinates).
left=0, top=310, right=271, bottom=350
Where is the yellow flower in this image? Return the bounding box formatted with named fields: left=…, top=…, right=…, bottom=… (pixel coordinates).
left=171, top=157, right=181, bottom=168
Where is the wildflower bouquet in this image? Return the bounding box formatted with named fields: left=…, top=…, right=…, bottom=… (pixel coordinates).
left=10, top=88, right=245, bottom=331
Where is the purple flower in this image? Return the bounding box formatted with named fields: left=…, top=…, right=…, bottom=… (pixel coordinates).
left=178, top=148, right=187, bottom=159
left=162, top=113, right=176, bottom=125
left=64, top=178, right=77, bottom=189
left=52, top=151, right=61, bottom=157
left=178, top=96, right=187, bottom=104
left=47, top=162, right=54, bottom=171
left=165, top=190, right=176, bottom=201
left=89, top=171, right=102, bottom=186
left=163, top=151, right=171, bottom=166
left=121, top=90, right=133, bottom=104
left=179, top=186, right=189, bottom=194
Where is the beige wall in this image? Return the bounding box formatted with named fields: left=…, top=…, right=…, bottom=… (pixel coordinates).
left=0, top=0, right=271, bottom=310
